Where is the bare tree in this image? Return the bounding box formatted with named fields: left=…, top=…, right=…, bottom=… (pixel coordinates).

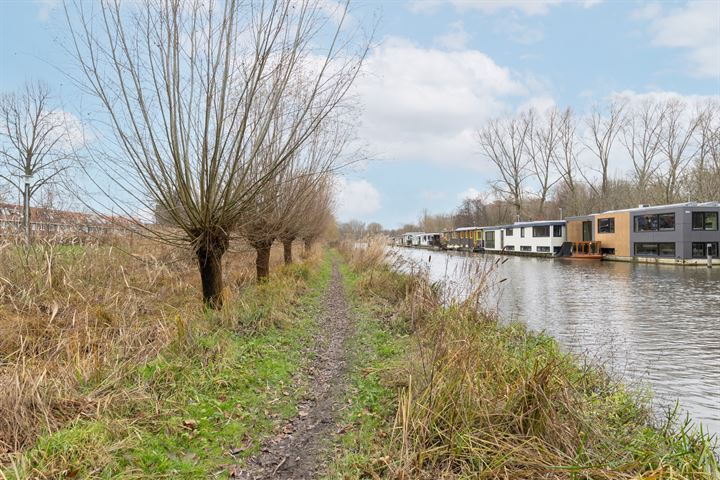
left=584, top=100, right=625, bottom=198
left=657, top=99, right=701, bottom=203
left=552, top=108, right=582, bottom=212
left=524, top=108, right=561, bottom=217
left=0, top=82, right=71, bottom=245
left=66, top=0, right=367, bottom=307
left=477, top=114, right=531, bottom=219
left=687, top=99, right=720, bottom=201
left=620, top=99, right=665, bottom=196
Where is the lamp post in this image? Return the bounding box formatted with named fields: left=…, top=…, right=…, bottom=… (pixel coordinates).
left=21, top=173, right=32, bottom=248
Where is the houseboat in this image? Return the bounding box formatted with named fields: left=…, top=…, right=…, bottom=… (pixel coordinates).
left=566, top=202, right=719, bottom=264
left=503, top=220, right=566, bottom=256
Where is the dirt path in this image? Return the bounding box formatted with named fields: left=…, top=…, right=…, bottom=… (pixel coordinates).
left=236, top=261, right=354, bottom=480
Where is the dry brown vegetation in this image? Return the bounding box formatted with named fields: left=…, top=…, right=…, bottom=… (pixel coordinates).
left=338, top=240, right=719, bottom=479
left=0, top=236, right=307, bottom=461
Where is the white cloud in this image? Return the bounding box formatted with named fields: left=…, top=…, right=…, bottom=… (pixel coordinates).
left=334, top=177, right=381, bottom=220
left=409, top=0, right=601, bottom=16
left=457, top=187, right=483, bottom=201
left=355, top=37, right=547, bottom=171
left=34, top=0, right=59, bottom=22
left=434, top=21, right=470, bottom=50
left=636, top=1, right=720, bottom=78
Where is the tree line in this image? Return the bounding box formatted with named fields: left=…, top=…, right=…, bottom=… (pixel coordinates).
left=390, top=96, right=719, bottom=235
left=0, top=0, right=369, bottom=308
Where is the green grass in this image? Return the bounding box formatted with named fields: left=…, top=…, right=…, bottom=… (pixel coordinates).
left=4, top=257, right=333, bottom=479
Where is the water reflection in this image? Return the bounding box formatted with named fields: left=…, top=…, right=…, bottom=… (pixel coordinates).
left=393, top=247, right=720, bottom=435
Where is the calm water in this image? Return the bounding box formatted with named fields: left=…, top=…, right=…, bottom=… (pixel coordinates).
left=393, top=247, right=720, bottom=435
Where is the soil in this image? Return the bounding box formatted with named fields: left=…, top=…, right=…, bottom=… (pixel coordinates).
left=234, top=261, right=354, bottom=479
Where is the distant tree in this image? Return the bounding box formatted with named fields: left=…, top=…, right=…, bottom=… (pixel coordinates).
left=525, top=108, right=561, bottom=217
left=620, top=99, right=665, bottom=197
left=477, top=114, right=531, bottom=219
left=0, top=82, right=71, bottom=245
left=657, top=99, right=701, bottom=203
left=366, top=222, right=383, bottom=235
left=584, top=100, right=625, bottom=200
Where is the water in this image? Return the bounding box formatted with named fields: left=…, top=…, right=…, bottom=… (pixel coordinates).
left=393, top=247, right=720, bottom=436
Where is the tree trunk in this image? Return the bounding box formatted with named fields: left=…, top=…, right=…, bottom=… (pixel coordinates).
left=196, top=238, right=227, bottom=309
left=255, top=240, right=273, bottom=281
left=304, top=239, right=313, bottom=255
left=283, top=238, right=294, bottom=265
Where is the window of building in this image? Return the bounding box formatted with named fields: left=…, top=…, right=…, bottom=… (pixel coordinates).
left=520, top=245, right=532, bottom=252
left=658, top=243, right=675, bottom=256
left=692, top=212, right=718, bottom=231
left=553, top=225, right=562, bottom=237
left=505, top=245, right=515, bottom=251
left=485, top=231, right=495, bottom=249
left=537, top=246, right=551, bottom=252
left=553, top=246, right=561, bottom=254
left=634, top=213, right=675, bottom=232
left=634, top=243, right=658, bottom=256
left=597, top=217, right=615, bottom=234
left=505, top=228, right=513, bottom=236
left=532, top=226, right=550, bottom=237
left=520, top=227, right=525, bottom=238
left=692, top=242, right=719, bottom=258
left=634, top=242, right=675, bottom=257
left=658, top=213, right=675, bottom=231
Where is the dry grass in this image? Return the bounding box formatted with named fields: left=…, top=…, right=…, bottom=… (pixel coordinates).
left=0, top=236, right=306, bottom=462
left=342, top=241, right=720, bottom=479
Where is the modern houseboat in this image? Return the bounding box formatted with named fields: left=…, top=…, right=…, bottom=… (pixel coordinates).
left=566, top=202, right=719, bottom=264
left=503, top=220, right=566, bottom=256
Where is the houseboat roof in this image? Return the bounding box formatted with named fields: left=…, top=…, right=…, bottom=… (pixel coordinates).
left=510, top=219, right=566, bottom=227
left=584, top=201, right=720, bottom=216
left=454, top=226, right=481, bottom=231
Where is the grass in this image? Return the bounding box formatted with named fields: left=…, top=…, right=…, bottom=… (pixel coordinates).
left=332, top=239, right=720, bottom=480
left=1, top=237, right=330, bottom=478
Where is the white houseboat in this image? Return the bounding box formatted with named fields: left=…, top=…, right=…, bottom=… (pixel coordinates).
left=503, top=220, right=566, bottom=255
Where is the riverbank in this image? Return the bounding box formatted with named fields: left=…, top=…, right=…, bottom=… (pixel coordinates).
left=331, top=241, right=719, bottom=479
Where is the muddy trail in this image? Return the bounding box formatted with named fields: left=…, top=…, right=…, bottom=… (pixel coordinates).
left=236, top=261, right=354, bottom=480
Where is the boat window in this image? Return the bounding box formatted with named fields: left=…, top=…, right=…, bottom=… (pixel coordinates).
left=658, top=213, right=675, bottom=231
left=692, top=242, right=719, bottom=258
left=520, top=227, right=525, bottom=238
left=598, top=218, right=615, bottom=234
left=532, top=226, right=550, bottom=237
left=505, top=228, right=513, bottom=236
left=553, top=225, right=562, bottom=237
left=505, top=245, right=515, bottom=251
left=634, top=214, right=659, bottom=232
left=537, top=246, right=550, bottom=252
left=658, top=243, right=675, bottom=257
left=692, top=212, right=718, bottom=231
left=634, top=243, right=658, bottom=256
left=520, top=246, right=532, bottom=252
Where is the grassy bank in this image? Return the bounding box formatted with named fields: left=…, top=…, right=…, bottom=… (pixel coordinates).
left=1, top=240, right=330, bottom=478
left=331, top=241, right=719, bottom=479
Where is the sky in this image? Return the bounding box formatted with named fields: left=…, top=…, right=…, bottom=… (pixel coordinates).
left=1, top=0, right=719, bottom=228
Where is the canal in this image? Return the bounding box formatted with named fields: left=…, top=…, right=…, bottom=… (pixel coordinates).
left=393, top=247, right=720, bottom=436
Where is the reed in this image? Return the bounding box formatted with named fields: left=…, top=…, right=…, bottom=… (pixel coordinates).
left=0, top=236, right=303, bottom=464
left=342, top=242, right=719, bottom=479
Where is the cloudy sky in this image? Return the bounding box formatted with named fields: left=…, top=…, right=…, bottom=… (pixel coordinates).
left=1, top=0, right=718, bottom=227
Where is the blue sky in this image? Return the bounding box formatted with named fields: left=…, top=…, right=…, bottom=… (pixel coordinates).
left=1, top=0, right=719, bottom=227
